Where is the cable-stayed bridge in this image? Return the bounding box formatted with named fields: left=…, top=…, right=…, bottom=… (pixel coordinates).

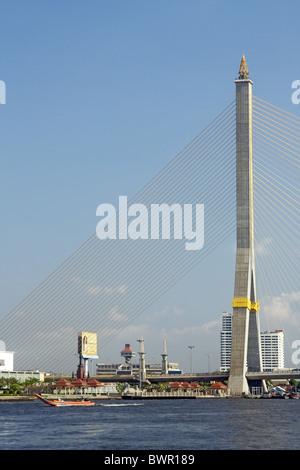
left=0, top=57, right=299, bottom=394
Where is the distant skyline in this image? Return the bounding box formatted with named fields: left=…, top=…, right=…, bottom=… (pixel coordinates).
left=0, top=1, right=299, bottom=373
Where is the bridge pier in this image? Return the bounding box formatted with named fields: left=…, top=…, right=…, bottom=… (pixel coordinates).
left=228, top=56, right=265, bottom=395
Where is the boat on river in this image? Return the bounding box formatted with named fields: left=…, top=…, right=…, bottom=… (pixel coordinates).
left=35, top=393, right=95, bottom=407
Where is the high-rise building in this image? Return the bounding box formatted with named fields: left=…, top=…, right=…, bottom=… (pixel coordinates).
left=260, top=330, right=285, bottom=371
left=220, top=312, right=232, bottom=371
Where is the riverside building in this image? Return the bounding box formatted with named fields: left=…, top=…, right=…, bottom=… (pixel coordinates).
left=260, top=330, right=285, bottom=371
left=220, top=312, right=232, bottom=372
left=96, top=361, right=181, bottom=376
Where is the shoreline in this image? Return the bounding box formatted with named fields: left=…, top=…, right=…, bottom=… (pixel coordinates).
left=0, top=395, right=122, bottom=402
left=0, top=393, right=234, bottom=402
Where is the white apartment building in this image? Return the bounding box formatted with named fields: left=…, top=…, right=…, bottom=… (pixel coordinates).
left=220, top=312, right=232, bottom=371
left=260, top=330, right=285, bottom=371
left=0, top=340, right=14, bottom=372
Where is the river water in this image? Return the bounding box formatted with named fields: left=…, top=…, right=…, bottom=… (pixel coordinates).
left=0, top=398, right=299, bottom=451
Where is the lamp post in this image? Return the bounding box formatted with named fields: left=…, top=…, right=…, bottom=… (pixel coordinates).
left=137, top=338, right=146, bottom=391
left=188, top=346, right=194, bottom=373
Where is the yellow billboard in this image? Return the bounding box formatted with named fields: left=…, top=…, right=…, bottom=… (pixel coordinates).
left=78, top=332, right=98, bottom=358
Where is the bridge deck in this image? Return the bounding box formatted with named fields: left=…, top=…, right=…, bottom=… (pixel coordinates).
left=85, top=371, right=300, bottom=384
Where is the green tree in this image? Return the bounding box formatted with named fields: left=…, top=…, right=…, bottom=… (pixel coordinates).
left=1, top=378, right=22, bottom=395
left=116, top=383, right=124, bottom=394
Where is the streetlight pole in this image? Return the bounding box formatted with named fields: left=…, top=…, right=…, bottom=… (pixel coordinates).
left=188, top=346, right=194, bottom=373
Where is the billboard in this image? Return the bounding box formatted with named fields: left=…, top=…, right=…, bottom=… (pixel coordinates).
left=78, top=332, right=98, bottom=358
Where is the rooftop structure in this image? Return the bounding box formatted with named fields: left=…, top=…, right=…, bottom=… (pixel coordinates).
left=120, top=344, right=136, bottom=364
left=238, top=54, right=249, bottom=79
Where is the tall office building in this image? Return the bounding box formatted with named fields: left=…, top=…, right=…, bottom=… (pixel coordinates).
left=260, top=330, right=285, bottom=371
left=220, top=312, right=232, bottom=371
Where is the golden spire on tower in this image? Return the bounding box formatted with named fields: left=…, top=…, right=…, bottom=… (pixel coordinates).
left=238, top=54, right=249, bottom=79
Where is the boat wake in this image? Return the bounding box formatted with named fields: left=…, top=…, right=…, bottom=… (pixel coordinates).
left=97, top=403, right=143, bottom=407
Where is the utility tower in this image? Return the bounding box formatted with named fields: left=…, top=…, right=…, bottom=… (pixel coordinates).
left=228, top=56, right=264, bottom=395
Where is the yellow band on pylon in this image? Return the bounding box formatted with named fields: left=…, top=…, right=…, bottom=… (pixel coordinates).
left=232, top=298, right=259, bottom=312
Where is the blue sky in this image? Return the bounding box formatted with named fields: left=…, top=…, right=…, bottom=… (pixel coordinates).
left=0, top=1, right=299, bottom=372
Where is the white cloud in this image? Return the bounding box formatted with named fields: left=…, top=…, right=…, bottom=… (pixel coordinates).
left=152, top=306, right=185, bottom=318
left=165, top=319, right=220, bottom=338
left=108, top=305, right=126, bottom=322
left=255, top=236, right=273, bottom=256
left=261, top=291, right=300, bottom=327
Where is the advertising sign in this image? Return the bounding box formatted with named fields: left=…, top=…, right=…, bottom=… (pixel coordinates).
left=78, top=332, right=98, bottom=359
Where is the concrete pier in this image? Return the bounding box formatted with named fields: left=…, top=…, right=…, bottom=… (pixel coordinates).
left=228, top=56, right=264, bottom=395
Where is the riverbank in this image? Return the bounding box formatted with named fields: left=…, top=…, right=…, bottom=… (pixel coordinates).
left=0, top=394, right=122, bottom=401
left=0, top=393, right=227, bottom=402
left=0, top=395, right=37, bottom=401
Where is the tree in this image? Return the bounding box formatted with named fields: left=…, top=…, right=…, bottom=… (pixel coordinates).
left=116, top=383, right=124, bottom=394
left=0, top=378, right=22, bottom=395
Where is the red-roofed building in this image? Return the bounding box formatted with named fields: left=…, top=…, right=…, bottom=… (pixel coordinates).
left=190, top=382, right=202, bottom=389
left=170, top=381, right=181, bottom=389
left=181, top=382, right=191, bottom=389
left=87, top=379, right=103, bottom=387
left=209, top=382, right=228, bottom=396
left=52, top=377, right=117, bottom=397
left=71, top=379, right=87, bottom=387
left=53, top=378, right=73, bottom=395
left=55, top=378, right=72, bottom=387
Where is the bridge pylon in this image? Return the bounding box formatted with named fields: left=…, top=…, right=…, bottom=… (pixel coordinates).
left=228, top=56, right=265, bottom=395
